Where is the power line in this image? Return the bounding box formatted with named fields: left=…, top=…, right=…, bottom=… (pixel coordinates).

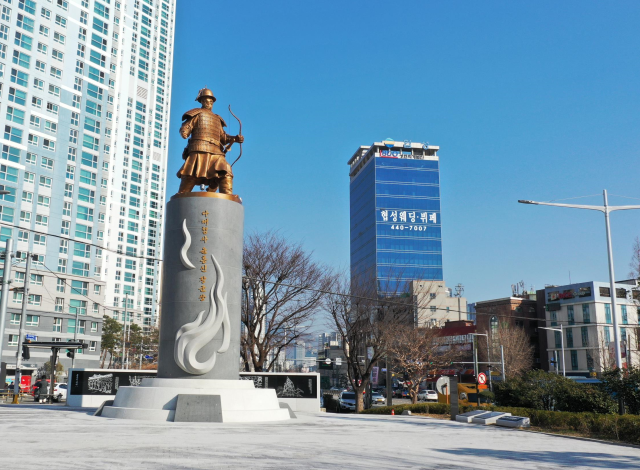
left=0, top=221, right=163, bottom=262
left=0, top=243, right=630, bottom=330
left=545, top=194, right=601, bottom=203
left=609, top=194, right=640, bottom=201
left=242, top=276, right=621, bottom=327
left=41, top=263, right=125, bottom=316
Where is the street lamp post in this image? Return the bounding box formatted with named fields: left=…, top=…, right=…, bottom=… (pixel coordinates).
left=519, top=190, right=640, bottom=370
left=470, top=332, right=491, bottom=397
left=13, top=252, right=33, bottom=403
left=71, top=299, right=80, bottom=369
left=0, top=239, right=13, bottom=365
left=122, top=293, right=128, bottom=369
left=540, top=325, right=565, bottom=376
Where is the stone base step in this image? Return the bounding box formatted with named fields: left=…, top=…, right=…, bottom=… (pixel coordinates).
left=99, top=379, right=291, bottom=423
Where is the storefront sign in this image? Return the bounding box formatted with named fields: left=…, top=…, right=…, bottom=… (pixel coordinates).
left=599, top=287, right=629, bottom=299
left=380, top=149, right=412, bottom=158
left=547, top=289, right=575, bottom=301
left=578, top=286, right=592, bottom=297
left=547, top=288, right=589, bottom=302
left=371, top=367, right=379, bottom=385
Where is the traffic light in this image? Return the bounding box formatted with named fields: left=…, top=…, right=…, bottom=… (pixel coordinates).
left=21, top=344, right=30, bottom=360
left=67, top=349, right=75, bottom=359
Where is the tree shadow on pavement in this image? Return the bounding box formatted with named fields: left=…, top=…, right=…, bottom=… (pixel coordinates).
left=434, top=448, right=640, bottom=469
left=325, top=414, right=466, bottom=429
left=0, top=403, right=98, bottom=416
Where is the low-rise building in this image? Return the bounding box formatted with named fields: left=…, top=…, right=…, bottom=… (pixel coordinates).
left=540, top=280, right=639, bottom=375
left=411, top=281, right=468, bottom=326
left=438, top=320, right=475, bottom=361
left=2, top=267, right=105, bottom=384
left=474, top=292, right=543, bottom=368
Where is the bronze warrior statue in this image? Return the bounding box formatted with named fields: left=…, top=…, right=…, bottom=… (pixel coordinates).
left=177, top=88, right=244, bottom=194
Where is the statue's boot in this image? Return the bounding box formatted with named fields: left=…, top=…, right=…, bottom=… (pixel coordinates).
left=218, top=175, right=233, bottom=195
left=178, top=176, right=199, bottom=194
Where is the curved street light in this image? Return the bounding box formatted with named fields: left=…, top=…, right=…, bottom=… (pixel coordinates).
left=519, top=189, right=640, bottom=370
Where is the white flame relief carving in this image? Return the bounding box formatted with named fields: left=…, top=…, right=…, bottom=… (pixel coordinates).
left=174, top=253, right=231, bottom=374
left=180, top=219, right=195, bottom=270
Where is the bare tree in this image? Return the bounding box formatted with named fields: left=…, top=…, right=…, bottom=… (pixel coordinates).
left=629, top=236, right=640, bottom=279
left=326, top=275, right=414, bottom=412
left=594, top=330, right=618, bottom=371
left=479, top=325, right=533, bottom=378
left=241, top=231, right=334, bottom=372
left=387, top=325, right=464, bottom=404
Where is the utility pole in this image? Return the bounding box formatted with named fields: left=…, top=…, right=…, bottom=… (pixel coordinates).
left=122, top=294, right=128, bottom=369
left=627, top=333, right=632, bottom=369
left=540, top=325, right=565, bottom=377
left=486, top=338, right=492, bottom=392
left=385, top=354, right=393, bottom=407
left=125, top=293, right=130, bottom=369
left=70, top=293, right=80, bottom=369
left=13, top=252, right=33, bottom=403
left=0, top=239, right=13, bottom=362
left=454, top=284, right=464, bottom=321
left=471, top=335, right=480, bottom=406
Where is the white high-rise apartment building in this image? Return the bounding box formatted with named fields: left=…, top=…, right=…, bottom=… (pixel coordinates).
left=0, top=0, right=175, bottom=372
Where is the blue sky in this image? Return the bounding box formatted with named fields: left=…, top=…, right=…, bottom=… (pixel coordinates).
left=167, top=1, right=640, bottom=304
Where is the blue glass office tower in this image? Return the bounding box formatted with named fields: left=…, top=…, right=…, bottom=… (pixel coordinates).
left=349, top=141, right=442, bottom=293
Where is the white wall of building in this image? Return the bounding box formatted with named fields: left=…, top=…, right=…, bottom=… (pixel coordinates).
left=412, top=280, right=468, bottom=326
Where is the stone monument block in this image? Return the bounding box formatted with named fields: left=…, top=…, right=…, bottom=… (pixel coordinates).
left=174, top=394, right=223, bottom=422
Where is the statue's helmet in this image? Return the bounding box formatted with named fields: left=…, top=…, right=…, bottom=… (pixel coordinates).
left=195, top=87, right=216, bottom=103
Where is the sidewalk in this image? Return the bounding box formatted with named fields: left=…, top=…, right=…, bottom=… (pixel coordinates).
left=0, top=404, right=638, bottom=469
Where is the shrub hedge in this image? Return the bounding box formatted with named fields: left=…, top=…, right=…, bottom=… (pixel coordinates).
left=493, top=370, right=617, bottom=413
left=359, top=403, right=640, bottom=445
left=360, top=402, right=451, bottom=415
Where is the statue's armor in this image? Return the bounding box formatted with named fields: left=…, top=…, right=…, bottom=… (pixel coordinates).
left=176, top=100, right=238, bottom=196
left=180, top=108, right=229, bottom=155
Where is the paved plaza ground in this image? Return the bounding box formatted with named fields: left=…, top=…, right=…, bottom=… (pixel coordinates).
left=1, top=404, right=639, bottom=469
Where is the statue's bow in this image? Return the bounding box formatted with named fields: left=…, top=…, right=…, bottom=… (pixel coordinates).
left=228, top=105, right=242, bottom=167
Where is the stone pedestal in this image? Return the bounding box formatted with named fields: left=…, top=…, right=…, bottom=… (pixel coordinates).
left=157, top=193, right=243, bottom=380
left=101, top=193, right=289, bottom=422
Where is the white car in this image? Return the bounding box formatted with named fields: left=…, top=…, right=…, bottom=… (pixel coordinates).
left=338, top=391, right=356, bottom=412
left=417, top=389, right=438, bottom=402
left=371, top=392, right=385, bottom=404
left=53, top=383, right=67, bottom=402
